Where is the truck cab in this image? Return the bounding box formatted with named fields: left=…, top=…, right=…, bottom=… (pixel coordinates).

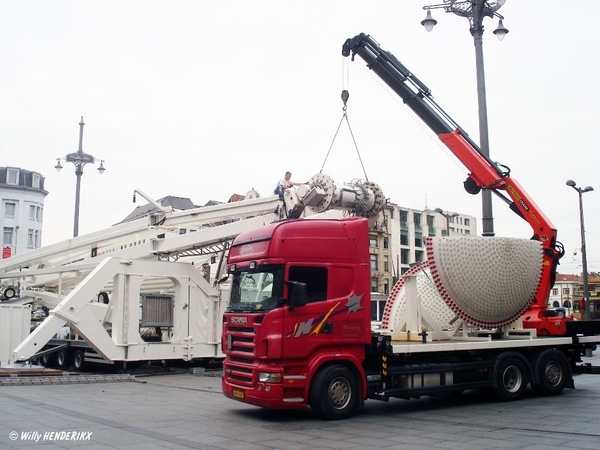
left=222, top=218, right=372, bottom=415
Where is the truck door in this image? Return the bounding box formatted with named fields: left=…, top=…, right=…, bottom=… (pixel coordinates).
left=282, top=265, right=368, bottom=359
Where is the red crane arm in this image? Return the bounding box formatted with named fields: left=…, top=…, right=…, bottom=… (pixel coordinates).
left=343, top=33, right=565, bottom=331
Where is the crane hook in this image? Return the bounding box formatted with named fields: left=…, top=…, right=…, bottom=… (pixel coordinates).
left=341, top=90, right=349, bottom=112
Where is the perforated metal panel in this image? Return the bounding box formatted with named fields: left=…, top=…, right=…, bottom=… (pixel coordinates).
left=427, top=236, right=543, bottom=328
left=382, top=236, right=544, bottom=332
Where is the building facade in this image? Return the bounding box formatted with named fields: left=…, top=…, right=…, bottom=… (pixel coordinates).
left=0, top=167, right=47, bottom=258
left=368, top=202, right=477, bottom=296
left=548, top=273, right=580, bottom=312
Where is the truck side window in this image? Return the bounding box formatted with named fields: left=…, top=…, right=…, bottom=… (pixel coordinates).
left=289, top=266, right=327, bottom=303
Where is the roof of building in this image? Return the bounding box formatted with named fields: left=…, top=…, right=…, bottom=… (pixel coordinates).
left=116, top=194, right=245, bottom=224
left=0, top=166, right=47, bottom=194
left=118, top=196, right=200, bottom=224
left=555, top=274, right=582, bottom=283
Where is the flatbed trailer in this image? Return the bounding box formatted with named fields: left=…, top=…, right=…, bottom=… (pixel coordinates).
left=366, top=332, right=600, bottom=400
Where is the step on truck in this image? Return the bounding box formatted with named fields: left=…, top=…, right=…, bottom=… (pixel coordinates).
left=220, top=33, right=600, bottom=420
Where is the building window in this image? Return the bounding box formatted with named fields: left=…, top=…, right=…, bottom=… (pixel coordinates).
left=370, top=254, right=378, bottom=271
left=36, top=206, right=42, bottom=222
left=552, top=288, right=559, bottom=296
left=414, top=213, right=421, bottom=228
left=401, top=249, right=410, bottom=265
left=400, top=229, right=408, bottom=246
left=32, top=173, right=41, bottom=188
left=426, top=215, right=436, bottom=236
left=371, top=277, right=378, bottom=292
left=34, top=230, right=40, bottom=248
left=415, top=250, right=424, bottom=263
left=371, top=297, right=387, bottom=321
left=414, top=231, right=423, bottom=247
left=28, top=229, right=34, bottom=248
left=384, top=255, right=389, bottom=272
left=563, top=288, right=570, bottom=296
left=3, top=227, right=13, bottom=246
left=383, top=237, right=389, bottom=249
left=7, top=169, right=19, bottom=185
left=4, top=202, right=16, bottom=218
left=465, top=218, right=470, bottom=226
left=400, top=210, right=408, bottom=223
left=29, top=205, right=36, bottom=220
left=383, top=280, right=389, bottom=295
left=369, top=237, right=377, bottom=248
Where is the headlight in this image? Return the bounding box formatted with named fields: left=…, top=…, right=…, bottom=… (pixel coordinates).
left=258, top=372, right=282, bottom=383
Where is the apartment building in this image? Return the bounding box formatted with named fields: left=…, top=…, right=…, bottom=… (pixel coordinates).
left=0, top=166, right=47, bottom=258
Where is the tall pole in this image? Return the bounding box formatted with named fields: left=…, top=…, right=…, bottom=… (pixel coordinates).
left=472, top=2, right=494, bottom=237
left=578, top=189, right=591, bottom=322
left=73, top=119, right=85, bottom=238
left=566, top=179, right=594, bottom=357
left=55, top=117, right=106, bottom=237
left=421, top=0, right=508, bottom=238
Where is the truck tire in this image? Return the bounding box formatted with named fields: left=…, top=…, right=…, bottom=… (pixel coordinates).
left=41, top=352, right=55, bottom=367
left=73, top=350, right=85, bottom=371
left=309, top=364, right=358, bottom=420
left=494, top=356, right=528, bottom=401
left=56, top=349, right=70, bottom=369
left=532, top=349, right=568, bottom=396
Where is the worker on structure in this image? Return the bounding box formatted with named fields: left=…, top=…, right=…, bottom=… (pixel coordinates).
left=274, top=171, right=301, bottom=200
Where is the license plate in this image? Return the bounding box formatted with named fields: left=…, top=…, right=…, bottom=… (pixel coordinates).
left=232, top=388, right=245, bottom=399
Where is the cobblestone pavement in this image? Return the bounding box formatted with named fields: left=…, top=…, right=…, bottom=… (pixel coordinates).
left=1, top=354, right=600, bottom=449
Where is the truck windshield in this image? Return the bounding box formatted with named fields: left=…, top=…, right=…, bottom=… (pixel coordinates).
left=228, top=266, right=284, bottom=312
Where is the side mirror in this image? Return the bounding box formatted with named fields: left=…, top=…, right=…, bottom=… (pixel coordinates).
left=286, top=280, right=308, bottom=311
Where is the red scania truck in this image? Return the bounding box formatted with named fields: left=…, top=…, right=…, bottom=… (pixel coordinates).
left=220, top=34, right=600, bottom=420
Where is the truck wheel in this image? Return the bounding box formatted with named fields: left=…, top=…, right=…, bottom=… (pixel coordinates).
left=73, top=350, right=85, bottom=371
left=494, top=357, right=528, bottom=401
left=41, top=352, right=55, bottom=367
left=309, top=364, right=358, bottom=420
left=56, top=349, right=70, bottom=369
left=533, top=349, right=568, bottom=396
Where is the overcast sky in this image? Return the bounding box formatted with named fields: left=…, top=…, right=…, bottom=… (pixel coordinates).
left=1, top=1, right=599, bottom=274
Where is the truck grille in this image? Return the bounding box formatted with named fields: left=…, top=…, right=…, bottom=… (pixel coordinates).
left=224, top=322, right=259, bottom=386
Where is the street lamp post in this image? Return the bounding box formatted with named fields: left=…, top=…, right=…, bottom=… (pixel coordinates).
left=421, top=1, right=509, bottom=238
left=434, top=208, right=459, bottom=236
left=55, top=117, right=105, bottom=237
left=566, top=180, right=594, bottom=326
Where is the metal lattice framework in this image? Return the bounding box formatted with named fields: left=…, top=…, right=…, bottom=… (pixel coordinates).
left=424, top=1, right=505, bottom=22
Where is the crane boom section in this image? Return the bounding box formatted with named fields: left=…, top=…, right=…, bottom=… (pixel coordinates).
left=439, top=130, right=555, bottom=238
left=343, top=32, right=560, bottom=314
